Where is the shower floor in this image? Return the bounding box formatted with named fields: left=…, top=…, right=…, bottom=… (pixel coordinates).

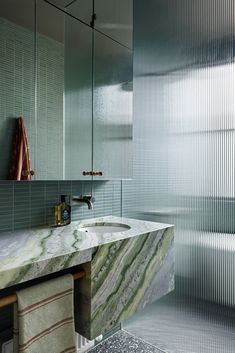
left=124, top=292, right=235, bottom=353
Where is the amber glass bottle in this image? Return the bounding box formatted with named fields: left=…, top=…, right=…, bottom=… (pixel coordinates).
left=55, top=195, right=71, bottom=226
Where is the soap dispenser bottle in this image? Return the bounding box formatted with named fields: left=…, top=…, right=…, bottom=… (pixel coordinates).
left=55, top=195, right=71, bottom=226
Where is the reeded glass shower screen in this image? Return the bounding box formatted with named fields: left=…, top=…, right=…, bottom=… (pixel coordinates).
left=122, top=0, right=235, bottom=306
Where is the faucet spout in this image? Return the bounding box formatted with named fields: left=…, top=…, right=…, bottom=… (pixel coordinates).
left=72, top=195, right=95, bottom=209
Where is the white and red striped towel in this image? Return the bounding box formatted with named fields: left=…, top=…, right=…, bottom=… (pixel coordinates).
left=13, top=275, right=76, bottom=353
left=9, top=116, right=33, bottom=181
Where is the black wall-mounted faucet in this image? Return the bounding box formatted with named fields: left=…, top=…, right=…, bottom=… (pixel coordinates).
left=72, top=195, right=95, bottom=210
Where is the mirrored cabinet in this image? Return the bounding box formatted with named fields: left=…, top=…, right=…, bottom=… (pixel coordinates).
left=0, top=0, right=133, bottom=180
left=0, top=0, right=36, bottom=180
left=64, top=8, right=93, bottom=180
left=48, top=0, right=93, bottom=27
left=36, top=0, right=66, bottom=180
left=94, top=0, right=133, bottom=49
left=93, top=32, right=133, bottom=179
left=49, top=0, right=133, bottom=48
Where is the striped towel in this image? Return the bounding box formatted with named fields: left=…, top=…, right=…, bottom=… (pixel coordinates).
left=13, top=275, right=76, bottom=353
left=9, top=116, right=33, bottom=181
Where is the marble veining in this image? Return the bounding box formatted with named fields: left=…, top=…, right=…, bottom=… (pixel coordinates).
left=75, top=226, right=174, bottom=339
left=0, top=216, right=173, bottom=290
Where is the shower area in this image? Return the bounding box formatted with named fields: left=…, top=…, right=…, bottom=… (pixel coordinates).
left=121, top=0, right=235, bottom=352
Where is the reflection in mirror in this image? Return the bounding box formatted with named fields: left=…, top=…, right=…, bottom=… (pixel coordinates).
left=94, top=0, right=133, bottom=49
left=93, top=32, right=133, bottom=179
left=0, top=0, right=133, bottom=181
left=0, top=0, right=93, bottom=180
left=64, top=11, right=93, bottom=180
left=36, top=0, right=65, bottom=180
left=42, top=0, right=93, bottom=27
left=0, top=0, right=35, bottom=180
left=37, top=0, right=93, bottom=180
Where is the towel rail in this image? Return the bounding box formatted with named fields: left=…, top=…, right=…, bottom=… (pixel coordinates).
left=0, top=270, right=86, bottom=309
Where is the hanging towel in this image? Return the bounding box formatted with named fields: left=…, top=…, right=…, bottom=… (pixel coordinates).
left=13, top=275, right=76, bottom=353
left=9, top=116, right=33, bottom=180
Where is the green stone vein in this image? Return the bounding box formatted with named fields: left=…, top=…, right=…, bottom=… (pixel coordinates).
left=118, top=228, right=174, bottom=321
left=6, top=229, right=54, bottom=286
left=91, top=237, right=146, bottom=297
left=87, top=227, right=174, bottom=338
left=91, top=235, right=149, bottom=309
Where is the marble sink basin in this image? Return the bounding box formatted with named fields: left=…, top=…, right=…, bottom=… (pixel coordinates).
left=79, top=222, right=131, bottom=234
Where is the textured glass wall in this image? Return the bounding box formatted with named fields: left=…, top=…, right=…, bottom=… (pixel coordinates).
left=123, top=0, right=235, bottom=306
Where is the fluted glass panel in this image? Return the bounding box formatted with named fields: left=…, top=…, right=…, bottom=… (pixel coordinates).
left=123, top=0, right=235, bottom=308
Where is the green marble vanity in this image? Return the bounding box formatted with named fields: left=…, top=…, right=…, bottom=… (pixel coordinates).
left=0, top=216, right=174, bottom=340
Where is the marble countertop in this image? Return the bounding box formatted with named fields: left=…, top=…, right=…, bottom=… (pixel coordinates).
left=0, top=216, right=173, bottom=290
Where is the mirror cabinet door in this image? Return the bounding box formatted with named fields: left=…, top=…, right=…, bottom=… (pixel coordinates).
left=94, top=0, right=133, bottom=49
left=36, top=0, right=65, bottom=180
left=64, top=11, right=93, bottom=180
left=0, top=0, right=36, bottom=180
left=47, top=0, right=93, bottom=27
left=93, top=32, right=133, bottom=180
left=36, top=0, right=93, bottom=180
left=65, top=0, right=93, bottom=27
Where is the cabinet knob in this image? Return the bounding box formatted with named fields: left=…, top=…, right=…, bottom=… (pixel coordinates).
left=83, top=171, right=93, bottom=176
left=93, top=171, right=103, bottom=176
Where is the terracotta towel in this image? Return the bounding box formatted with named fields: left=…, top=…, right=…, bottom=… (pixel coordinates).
left=13, top=275, right=76, bottom=353
left=9, top=116, right=33, bottom=180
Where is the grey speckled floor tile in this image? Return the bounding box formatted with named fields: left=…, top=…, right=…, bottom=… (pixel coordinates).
left=89, top=330, right=165, bottom=353
left=124, top=293, right=235, bottom=353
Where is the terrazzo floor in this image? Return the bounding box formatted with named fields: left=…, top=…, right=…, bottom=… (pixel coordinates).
left=88, top=330, right=165, bottom=353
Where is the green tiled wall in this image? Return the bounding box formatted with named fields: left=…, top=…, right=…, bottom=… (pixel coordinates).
left=0, top=180, right=121, bottom=232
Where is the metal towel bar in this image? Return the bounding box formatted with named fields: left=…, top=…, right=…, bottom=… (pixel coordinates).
left=0, top=270, right=86, bottom=309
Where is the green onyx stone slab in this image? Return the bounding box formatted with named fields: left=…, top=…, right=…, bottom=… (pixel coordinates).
left=75, top=226, right=174, bottom=340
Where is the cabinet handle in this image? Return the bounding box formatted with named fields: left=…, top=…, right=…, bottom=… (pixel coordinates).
left=83, top=171, right=103, bottom=176
left=22, top=170, right=35, bottom=177
left=93, top=171, right=103, bottom=176
left=83, top=171, right=93, bottom=176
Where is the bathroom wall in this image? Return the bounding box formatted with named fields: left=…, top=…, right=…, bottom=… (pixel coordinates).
left=0, top=180, right=121, bottom=232
left=123, top=0, right=235, bottom=306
